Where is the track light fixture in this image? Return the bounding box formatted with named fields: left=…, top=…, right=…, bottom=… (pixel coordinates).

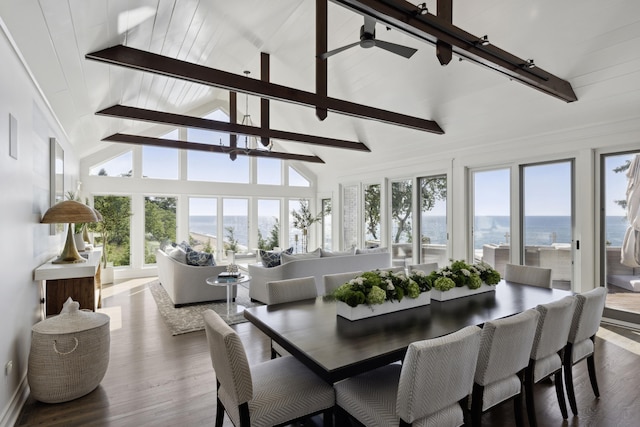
left=416, top=3, right=428, bottom=16
left=479, top=35, right=490, bottom=46
left=524, top=59, right=535, bottom=69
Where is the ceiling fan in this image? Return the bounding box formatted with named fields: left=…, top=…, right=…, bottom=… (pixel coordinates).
left=319, top=15, right=417, bottom=60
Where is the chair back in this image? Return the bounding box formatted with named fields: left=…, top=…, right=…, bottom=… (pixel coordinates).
left=396, top=325, right=482, bottom=423
left=408, top=263, right=439, bottom=275
left=475, top=309, right=540, bottom=386
left=568, top=287, right=607, bottom=344
left=266, top=276, right=318, bottom=305
left=323, top=271, right=362, bottom=294
left=531, top=296, right=576, bottom=360
left=505, top=264, right=552, bottom=288
left=202, top=309, right=253, bottom=405
left=379, top=266, right=405, bottom=274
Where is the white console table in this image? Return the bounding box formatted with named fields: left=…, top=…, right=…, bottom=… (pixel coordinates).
left=34, top=248, right=103, bottom=316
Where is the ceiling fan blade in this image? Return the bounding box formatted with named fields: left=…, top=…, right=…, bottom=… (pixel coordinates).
left=373, top=39, right=418, bottom=58
left=363, top=15, right=376, bottom=34
left=318, top=40, right=360, bottom=59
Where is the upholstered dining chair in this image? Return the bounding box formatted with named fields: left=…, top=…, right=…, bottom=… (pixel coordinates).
left=525, top=295, right=576, bottom=427
left=202, top=310, right=335, bottom=427
left=505, top=263, right=552, bottom=288
left=266, top=276, right=318, bottom=358
left=322, top=270, right=362, bottom=295
left=471, top=309, right=540, bottom=427
left=334, top=325, right=482, bottom=427
left=408, top=262, right=439, bottom=275
left=563, top=286, right=607, bottom=416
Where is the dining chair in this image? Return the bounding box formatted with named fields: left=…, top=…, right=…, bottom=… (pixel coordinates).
left=266, top=276, right=318, bottom=358
left=334, top=325, right=482, bottom=427
left=322, top=270, right=362, bottom=295
left=525, top=295, right=576, bottom=427
left=471, top=308, right=540, bottom=427
left=408, top=262, right=439, bottom=274
left=505, top=263, right=552, bottom=288
left=563, top=286, right=607, bottom=416
left=379, top=266, right=405, bottom=274
left=202, top=309, right=335, bottom=427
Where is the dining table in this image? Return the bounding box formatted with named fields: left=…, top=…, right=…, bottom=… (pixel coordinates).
left=243, top=281, right=573, bottom=384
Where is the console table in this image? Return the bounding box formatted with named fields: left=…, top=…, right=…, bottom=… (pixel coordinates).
left=34, top=248, right=102, bottom=316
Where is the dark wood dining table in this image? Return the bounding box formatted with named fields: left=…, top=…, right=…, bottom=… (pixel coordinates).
left=243, top=281, right=572, bottom=383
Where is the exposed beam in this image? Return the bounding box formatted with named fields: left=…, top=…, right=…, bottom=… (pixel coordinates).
left=102, top=133, right=325, bottom=164
left=330, top=0, right=577, bottom=102
left=86, top=45, right=443, bottom=134
left=96, top=105, right=371, bottom=152
left=260, top=53, right=270, bottom=147
left=435, top=0, right=452, bottom=66
left=316, top=0, right=328, bottom=120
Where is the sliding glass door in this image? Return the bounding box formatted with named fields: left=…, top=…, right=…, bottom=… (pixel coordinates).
left=418, top=175, right=447, bottom=267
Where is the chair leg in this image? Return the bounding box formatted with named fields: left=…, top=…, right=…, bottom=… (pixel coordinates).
left=524, top=364, right=537, bottom=427
left=334, top=406, right=352, bottom=426
left=215, top=397, right=225, bottom=427
left=471, top=383, right=484, bottom=427
left=514, top=370, right=525, bottom=427
left=563, top=344, right=579, bottom=416
left=322, top=408, right=334, bottom=427
left=587, top=337, right=600, bottom=398
left=554, top=369, right=568, bottom=419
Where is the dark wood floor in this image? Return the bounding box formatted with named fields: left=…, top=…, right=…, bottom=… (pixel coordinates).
left=16, top=277, right=640, bottom=427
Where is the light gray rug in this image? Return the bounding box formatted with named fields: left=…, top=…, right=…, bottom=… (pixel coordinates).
left=147, top=280, right=263, bottom=335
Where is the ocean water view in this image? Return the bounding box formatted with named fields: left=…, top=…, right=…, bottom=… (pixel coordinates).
left=190, top=215, right=630, bottom=250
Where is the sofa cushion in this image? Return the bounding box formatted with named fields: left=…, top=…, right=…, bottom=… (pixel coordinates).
left=281, top=248, right=322, bottom=264
left=259, top=247, right=294, bottom=268
left=186, top=250, right=215, bottom=266
left=167, top=246, right=187, bottom=264
left=356, top=246, right=389, bottom=255
left=320, top=248, right=356, bottom=257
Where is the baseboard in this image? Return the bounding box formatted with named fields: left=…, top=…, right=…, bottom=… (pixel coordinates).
left=0, top=374, right=29, bottom=427
left=602, top=317, right=640, bottom=332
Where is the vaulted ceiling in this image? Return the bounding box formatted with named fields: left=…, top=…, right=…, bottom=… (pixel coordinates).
left=1, top=0, right=639, bottom=175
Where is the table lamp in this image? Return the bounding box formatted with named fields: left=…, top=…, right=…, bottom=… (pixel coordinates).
left=41, top=200, right=101, bottom=264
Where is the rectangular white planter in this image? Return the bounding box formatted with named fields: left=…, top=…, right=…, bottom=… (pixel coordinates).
left=336, top=291, right=431, bottom=321
left=430, top=283, right=496, bottom=301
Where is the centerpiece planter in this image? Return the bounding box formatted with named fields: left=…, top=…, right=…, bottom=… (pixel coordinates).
left=337, top=291, right=431, bottom=321
left=430, top=283, right=495, bottom=301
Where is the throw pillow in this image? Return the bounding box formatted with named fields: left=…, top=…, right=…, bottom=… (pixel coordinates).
left=355, top=246, right=389, bottom=255
left=320, top=247, right=356, bottom=257
left=259, top=247, right=293, bottom=268
left=168, top=246, right=187, bottom=263
left=173, top=240, right=192, bottom=252
left=281, top=247, right=322, bottom=264
left=186, top=250, right=215, bottom=266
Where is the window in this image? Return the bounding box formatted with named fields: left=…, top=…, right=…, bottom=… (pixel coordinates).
left=343, top=186, right=358, bottom=250
left=364, top=184, right=381, bottom=248
left=89, top=152, right=133, bottom=177
left=391, top=179, right=413, bottom=266
left=257, top=199, right=280, bottom=251
left=223, top=198, right=248, bottom=256
left=418, top=175, right=447, bottom=266
left=257, top=158, right=282, bottom=185
left=93, top=195, right=131, bottom=266
left=321, top=198, right=332, bottom=250
left=189, top=198, right=218, bottom=253
left=289, top=167, right=310, bottom=187
left=142, top=130, right=178, bottom=179
left=144, top=196, right=176, bottom=264
left=472, top=168, right=510, bottom=272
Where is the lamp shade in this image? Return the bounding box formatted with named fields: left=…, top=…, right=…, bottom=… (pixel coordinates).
left=41, top=200, right=100, bottom=224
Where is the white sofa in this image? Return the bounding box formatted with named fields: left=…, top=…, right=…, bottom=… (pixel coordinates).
left=156, top=249, right=236, bottom=307
left=248, top=251, right=391, bottom=304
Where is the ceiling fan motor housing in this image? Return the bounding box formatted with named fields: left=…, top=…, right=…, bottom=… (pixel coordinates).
left=359, top=25, right=376, bottom=48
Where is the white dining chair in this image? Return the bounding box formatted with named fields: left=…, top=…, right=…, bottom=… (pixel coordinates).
left=563, top=286, right=607, bottom=415
left=471, top=308, right=540, bottom=427
left=266, top=276, right=318, bottom=358
left=525, top=295, right=576, bottom=427
left=202, top=309, right=334, bottom=427
left=334, top=325, right=482, bottom=427
left=322, top=270, right=362, bottom=295
left=505, top=263, right=552, bottom=288
left=408, top=262, right=439, bottom=274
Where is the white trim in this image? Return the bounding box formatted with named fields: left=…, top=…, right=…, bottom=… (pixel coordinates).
left=0, top=375, right=29, bottom=427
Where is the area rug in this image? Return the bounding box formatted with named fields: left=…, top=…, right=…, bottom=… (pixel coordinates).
left=147, top=280, right=263, bottom=335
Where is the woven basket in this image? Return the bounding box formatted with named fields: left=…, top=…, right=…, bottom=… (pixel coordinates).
left=28, top=300, right=110, bottom=403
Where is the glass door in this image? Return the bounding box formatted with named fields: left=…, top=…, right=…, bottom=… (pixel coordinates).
left=418, top=175, right=447, bottom=267
left=521, top=161, right=573, bottom=290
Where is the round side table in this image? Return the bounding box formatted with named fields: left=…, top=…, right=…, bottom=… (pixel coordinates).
left=206, top=274, right=251, bottom=318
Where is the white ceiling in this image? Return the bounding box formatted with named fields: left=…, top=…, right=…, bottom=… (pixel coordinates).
left=1, top=0, right=639, bottom=174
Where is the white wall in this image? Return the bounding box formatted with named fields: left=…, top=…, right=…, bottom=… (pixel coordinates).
left=0, top=20, right=78, bottom=425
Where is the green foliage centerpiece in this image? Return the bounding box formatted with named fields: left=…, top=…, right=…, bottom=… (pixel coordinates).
left=428, top=260, right=501, bottom=301
left=332, top=269, right=432, bottom=320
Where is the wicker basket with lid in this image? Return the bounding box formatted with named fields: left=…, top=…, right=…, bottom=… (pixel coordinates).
left=28, top=298, right=110, bottom=403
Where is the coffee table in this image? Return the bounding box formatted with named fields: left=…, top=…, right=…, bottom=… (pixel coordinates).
left=206, top=274, right=251, bottom=318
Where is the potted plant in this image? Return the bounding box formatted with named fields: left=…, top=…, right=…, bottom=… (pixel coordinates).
left=291, top=200, right=324, bottom=253
left=427, top=260, right=501, bottom=301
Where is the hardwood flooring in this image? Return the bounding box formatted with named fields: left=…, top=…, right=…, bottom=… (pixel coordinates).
left=16, top=277, right=640, bottom=427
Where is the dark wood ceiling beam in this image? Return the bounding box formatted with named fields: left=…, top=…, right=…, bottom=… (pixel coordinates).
left=86, top=45, right=444, bottom=134
left=316, top=0, right=328, bottom=120
left=96, top=105, right=370, bottom=152
left=260, top=53, right=270, bottom=147
left=330, top=0, right=577, bottom=102
left=435, top=0, right=452, bottom=66
left=102, top=133, right=325, bottom=163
